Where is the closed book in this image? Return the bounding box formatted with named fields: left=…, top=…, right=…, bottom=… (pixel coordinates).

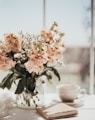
left=36, top=102, right=78, bottom=120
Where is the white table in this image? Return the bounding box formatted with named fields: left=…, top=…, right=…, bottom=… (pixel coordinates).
left=2, top=94, right=95, bottom=120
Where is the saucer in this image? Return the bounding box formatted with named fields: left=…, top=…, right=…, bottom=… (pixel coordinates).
left=63, top=98, right=84, bottom=107
left=52, top=98, right=84, bottom=107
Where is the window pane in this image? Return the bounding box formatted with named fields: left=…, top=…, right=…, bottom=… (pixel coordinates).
left=0, top=0, right=43, bottom=38
left=46, top=0, right=91, bottom=46
left=61, top=47, right=90, bottom=93
left=44, top=47, right=90, bottom=93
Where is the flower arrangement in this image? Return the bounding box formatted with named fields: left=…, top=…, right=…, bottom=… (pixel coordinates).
left=0, top=22, right=64, bottom=107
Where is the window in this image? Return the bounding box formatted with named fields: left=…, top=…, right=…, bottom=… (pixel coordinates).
left=0, top=0, right=94, bottom=94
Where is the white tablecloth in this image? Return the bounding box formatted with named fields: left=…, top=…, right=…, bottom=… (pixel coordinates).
left=1, top=94, right=95, bottom=120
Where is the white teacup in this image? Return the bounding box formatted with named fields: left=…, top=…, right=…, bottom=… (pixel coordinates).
left=56, top=84, right=86, bottom=102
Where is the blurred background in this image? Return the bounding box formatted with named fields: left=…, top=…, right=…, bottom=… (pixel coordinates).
left=0, top=0, right=95, bottom=94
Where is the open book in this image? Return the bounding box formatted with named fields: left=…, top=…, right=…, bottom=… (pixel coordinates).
left=36, top=103, right=78, bottom=120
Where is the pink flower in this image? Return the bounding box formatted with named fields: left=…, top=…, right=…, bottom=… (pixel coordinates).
left=28, top=50, right=48, bottom=65
left=0, top=52, right=15, bottom=71
left=5, top=33, right=21, bottom=53
left=25, top=50, right=48, bottom=74
left=40, top=29, right=53, bottom=42
left=0, top=40, right=6, bottom=52
left=25, top=61, right=44, bottom=74
left=47, top=42, right=64, bottom=63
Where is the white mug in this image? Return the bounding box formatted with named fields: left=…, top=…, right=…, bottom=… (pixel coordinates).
left=56, top=84, right=86, bottom=102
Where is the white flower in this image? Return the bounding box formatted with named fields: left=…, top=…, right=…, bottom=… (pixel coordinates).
left=14, top=53, right=21, bottom=59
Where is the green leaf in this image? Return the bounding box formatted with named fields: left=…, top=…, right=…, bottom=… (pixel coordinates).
left=45, top=74, right=52, bottom=80
left=15, top=79, right=25, bottom=94
left=15, top=63, right=27, bottom=75
left=39, top=66, right=60, bottom=82
left=42, top=72, right=52, bottom=81
left=26, top=77, right=36, bottom=93
left=0, top=73, right=14, bottom=89
left=21, top=57, right=28, bottom=64
left=1, top=73, right=12, bottom=83
left=47, top=67, right=60, bottom=81
left=7, top=74, right=20, bottom=89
